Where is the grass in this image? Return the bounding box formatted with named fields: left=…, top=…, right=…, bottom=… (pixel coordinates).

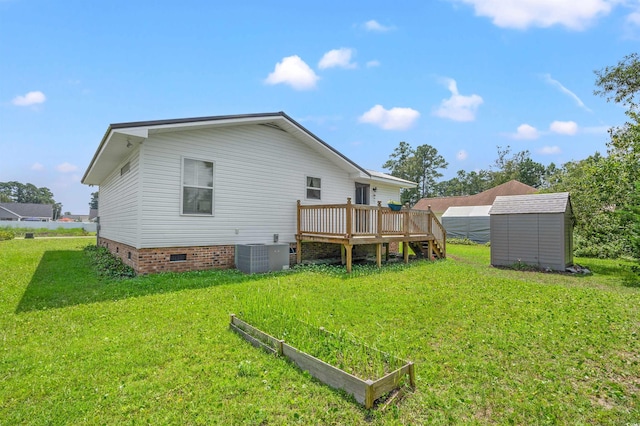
left=1, top=238, right=639, bottom=424
left=0, top=226, right=95, bottom=238
left=235, top=301, right=408, bottom=381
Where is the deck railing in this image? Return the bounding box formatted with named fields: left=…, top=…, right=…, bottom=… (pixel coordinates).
left=297, top=198, right=442, bottom=241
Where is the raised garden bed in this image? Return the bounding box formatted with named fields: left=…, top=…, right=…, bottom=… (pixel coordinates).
left=229, top=314, right=415, bottom=408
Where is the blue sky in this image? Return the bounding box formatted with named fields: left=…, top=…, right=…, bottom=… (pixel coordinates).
left=1, top=0, right=638, bottom=213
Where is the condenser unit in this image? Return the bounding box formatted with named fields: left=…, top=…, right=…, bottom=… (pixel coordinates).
left=236, top=243, right=289, bottom=274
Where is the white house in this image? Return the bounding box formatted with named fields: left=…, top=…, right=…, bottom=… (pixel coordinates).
left=82, top=112, right=417, bottom=274
left=0, top=203, right=53, bottom=221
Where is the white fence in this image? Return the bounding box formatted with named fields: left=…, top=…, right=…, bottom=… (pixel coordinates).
left=0, top=221, right=97, bottom=232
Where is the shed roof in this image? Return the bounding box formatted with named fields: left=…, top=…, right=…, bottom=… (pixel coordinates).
left=489, top=192, right=570, bottom=215
left=414, top=180, right=537, bottom=212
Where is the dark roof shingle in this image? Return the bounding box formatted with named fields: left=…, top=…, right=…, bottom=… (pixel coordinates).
left=0, top=203, right=53, bottom=219
left=414, top=180, right=537, bottom=212
left=489, top=192, right=570, bottom=215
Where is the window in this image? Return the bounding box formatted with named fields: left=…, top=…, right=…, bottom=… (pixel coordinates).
left=306, top=176, right=321, bottom=200
left=182, top=158, right=214, bottom=215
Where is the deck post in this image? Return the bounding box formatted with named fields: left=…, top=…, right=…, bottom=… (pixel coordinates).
left=346, top=198, right=353, bottom=238
left=345, top=244, right=353, bottom=273
left=427, top=205, right=433, bottom=235
left=403, top=209, right=410, bottom=237
left=403, top=241, right=409, bottom=264
left=376, top=243, right=382, bottom=268
left=376, top=201, right=382, bottom=238
left=296, top=200, right=302, bottom=264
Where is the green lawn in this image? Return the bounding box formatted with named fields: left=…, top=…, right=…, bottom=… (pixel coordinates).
left=1, top=238, right=638, bottom=424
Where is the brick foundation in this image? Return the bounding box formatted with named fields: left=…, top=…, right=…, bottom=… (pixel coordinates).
left=298, top=242, right=342, bottom=261
left=96, top=238, right=402, bottom=275
left=297, top=241, right=401, bottom=262
left=98, top=237, right=235, bottom=275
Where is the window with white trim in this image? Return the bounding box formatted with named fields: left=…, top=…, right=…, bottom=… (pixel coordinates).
left=182, top=158, right=214, bottom=215
left=306, top=176, right=321, bottom=200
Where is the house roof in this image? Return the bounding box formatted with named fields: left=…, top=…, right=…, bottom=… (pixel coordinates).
left=365, top=170, right=416, bottom=186
left=414, top=180, right=537, bottom=212
left=0, top=203, right=53, bottom=219
left=82, top=111, right=415, bottom=189
left=489, top=192, right=571, bottom=215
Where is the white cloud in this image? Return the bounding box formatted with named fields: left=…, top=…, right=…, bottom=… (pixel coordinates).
left=433, top=78, right=483, bottom=122
left=366, top=60, right=381, bottom=68
left=56, top=162, right=78, bottom=173
left=12, top=91, right=46, bottom=106
left=363, top=19, right=394, bottom=32
left=623, top=10, right=640, bottom=38
left=628, top=11, right=640, bottom=26
left=358, top=104, right=420, bottom=130
left=539, top=145, right=562, bottom=155
left=454, top=0, right=613, bottom=30
left=31, top=162, right=45, bottom=171
left=318, top=48, right=357, bottom=70
left=550, top=120, right=578, bottom=135
left=542, top=74, right=591, bottom=112
left=511, top=124, right=540, bottom=140
left=456, top=150, right=469, bottom=161
left=265, top=55, right=319, bottom=90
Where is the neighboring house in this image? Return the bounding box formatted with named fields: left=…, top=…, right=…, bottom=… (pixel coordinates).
left=82, top=112, right=418, bottom=274
left=414, top=180, right=537, bottom=220
left=0, top=203, right=53, bottom=221
left=489, top=192, right=574, bottom=271
left=89, top=209, right=98, bottom=222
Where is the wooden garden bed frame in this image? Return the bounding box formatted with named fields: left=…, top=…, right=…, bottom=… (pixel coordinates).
left=229, top=314, right=415, bottom=409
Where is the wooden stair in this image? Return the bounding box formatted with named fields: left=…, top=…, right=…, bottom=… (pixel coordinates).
left=409, top=240, right=445, bottom=260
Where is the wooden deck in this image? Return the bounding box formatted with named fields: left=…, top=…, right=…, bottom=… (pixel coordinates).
left=296, top=198, right=446, bottom=272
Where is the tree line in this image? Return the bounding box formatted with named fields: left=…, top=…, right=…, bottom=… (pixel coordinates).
left=383, top=53, right=640, bottom=260
left=0, top=181, right=62, bottom=219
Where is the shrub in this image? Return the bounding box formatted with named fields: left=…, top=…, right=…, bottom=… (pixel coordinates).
left=83, top=245, right=136, bottom=279
left=573, top=233, right=626, bottom=258
left=0, top=229, right=15, bottom=241
left=447, top=238, right=477, bottom=245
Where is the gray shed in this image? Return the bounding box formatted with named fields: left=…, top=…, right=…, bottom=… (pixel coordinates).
left=442, top=205, right=491, bottom=244
left=489, top=192, right=573, bottom=271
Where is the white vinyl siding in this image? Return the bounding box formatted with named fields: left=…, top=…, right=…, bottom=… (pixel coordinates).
left=137, top=124, right=362, bottom=248
left=98, top=151, right=140, bottom=247
left=372, top=185, right=403, bottom=207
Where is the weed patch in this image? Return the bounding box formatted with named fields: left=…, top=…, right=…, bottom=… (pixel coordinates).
left=0, top=229, right=15, bottom=240
left=83, top=245, right=136, bottom=279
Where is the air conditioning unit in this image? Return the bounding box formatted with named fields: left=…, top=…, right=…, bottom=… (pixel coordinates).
left=236, top=243, right=289, bottom=274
